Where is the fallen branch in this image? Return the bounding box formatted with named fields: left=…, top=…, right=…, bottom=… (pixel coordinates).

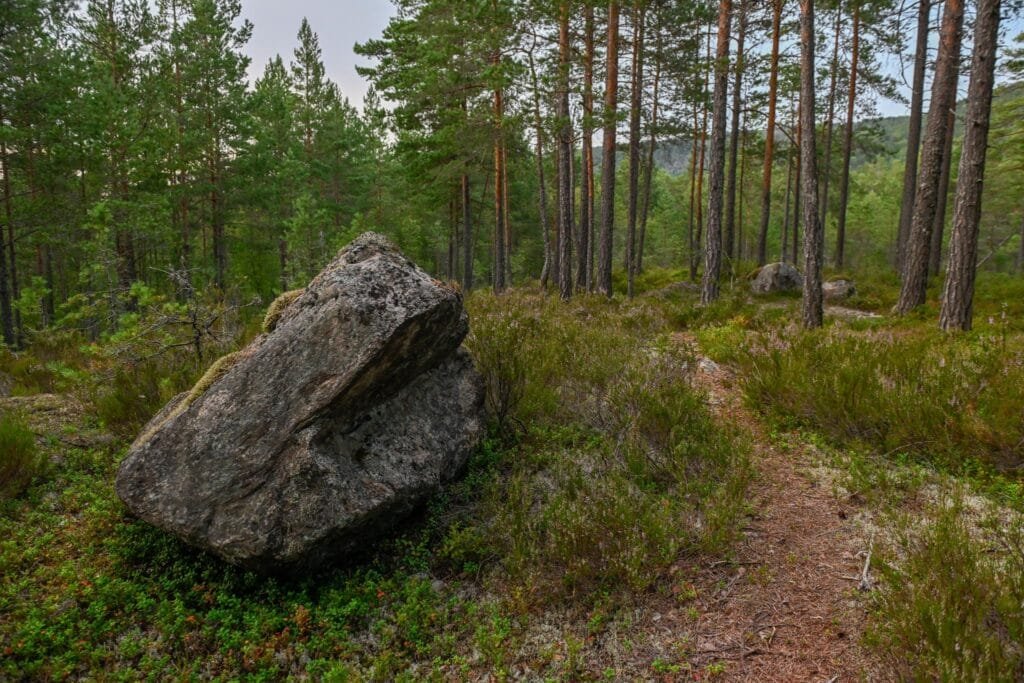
left=858, top=532, right=875, bottom=592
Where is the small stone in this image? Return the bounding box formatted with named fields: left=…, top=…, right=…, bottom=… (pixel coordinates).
left=698, top=357, right=720, bottom=374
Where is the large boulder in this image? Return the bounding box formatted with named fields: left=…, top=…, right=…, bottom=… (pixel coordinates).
left=823, top=279, right=856, bottom=302
left=116, top=233, right=486, bottom=573
left=750, top=262, right=804, bottom=294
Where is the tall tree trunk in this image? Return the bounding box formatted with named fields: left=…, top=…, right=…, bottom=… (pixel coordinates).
left=738, top=126, right=748, bottom=260
left=782, top=142, right=793, bottom=261
left=688, top=108, right=701, bottom=280
left=448, top=192, right=457, bottom=281
left=625, top=3, right=645, bottom=298
left=928, top=104, right=956, bottom=275
left=692, top=25, right=712, bottom=280
left=210, top=147, right=226, bottom=291
left=493, top=59, right=508, bottom=294
left=757, top=0, right=783, bottom=265
left=462, top=173, right=473, bottom=291
left=725, top=0, right=747, bottom=267
left=896, top=0, right=963, bottom=314
left=528, top=43, right=553, bottom=289
left=598, top=0, right=620, bottom=297
left=695, top=114, right=708, bottom=273
left=0, top=132, right=15, bottom=346
left=557, top=2, right=573, bottom=300
left=578, top=6, right=596, bottom=291
left=701, top=0, right=732, bottom=305
left=834, top=5, right=860, bottom=268
left=799, top=0, right=824, bottom=328
left=552, top=144, right=562, bottom=286
left=278, top=238, right=289, bottom=290
left=504, top=141, right=512, bottom=286
left=939, top=0, right=1000, bottom=331
left=897, top=0, right=932, bottom=273
left=793, top=102, right=802, bottom=265
left=819, top=5, right=842, bottom=231
left=638, top=41, right=661, bottom=275
left=42, top=244, right=54, bottom=325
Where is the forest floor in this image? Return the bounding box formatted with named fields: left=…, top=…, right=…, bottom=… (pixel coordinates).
left=673, top=331, right=885, bottom=681
left=3, top=273, right=1023, bottom=680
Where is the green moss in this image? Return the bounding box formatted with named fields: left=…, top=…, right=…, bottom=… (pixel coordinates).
left=134, top=351, right=241, bottom=447
left=262, top=289, right=304, bottom=333
left=182, top=352, right=240, bottom=406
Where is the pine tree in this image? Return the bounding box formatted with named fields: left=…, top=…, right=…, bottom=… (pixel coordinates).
left=597, top=0, right=620, bottom=298
left=756, top=0, right=783, bottom=266
left=700, top=0, right=731, bottom=305
left=800, top=0, right=824, bottom=328
left=724, top=0, right=747, bottom=266
left=179, top=0, right=252, bottom=290
left=556, top=1, right=573, bottom=300
left=939, top=0, right=1001, bottom=331
left=833, top=3, right=860, bottom=268
left=896, top=0, right=963, bottom=314
left=625, top=1, right=645, bottom=298
left=238, top=56, right=300, bottom=294
left=896, top=0, right=931, bottom=273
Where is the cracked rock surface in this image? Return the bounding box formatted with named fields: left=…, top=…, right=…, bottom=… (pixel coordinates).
left=116, top=233, right=486, bottom=573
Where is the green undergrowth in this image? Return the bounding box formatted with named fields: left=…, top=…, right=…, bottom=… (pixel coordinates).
left=867, top=494, right=1024, bottom=681
left=0, top=285, right=750, bottom=679
left=466, top=292, right=751, bottom=596
left=731, top=288, right=1024, bottom=680
left=0, top=413, right=44, bottom=501
left=774, top=426, right=1024, bottom=682
left=742, top=322, right=1024, bottom=497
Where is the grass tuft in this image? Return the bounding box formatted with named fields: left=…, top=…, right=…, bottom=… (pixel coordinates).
left=742, top=326, right=1024, bottom=479
left=0, top=413, right=44, bottom=501
left=466, top=292, right=750, bottom=597
left=869, top=495, right=1024, bottom=680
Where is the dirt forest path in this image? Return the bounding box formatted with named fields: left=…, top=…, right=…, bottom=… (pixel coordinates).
left=671, top=332, right=888, bottom=682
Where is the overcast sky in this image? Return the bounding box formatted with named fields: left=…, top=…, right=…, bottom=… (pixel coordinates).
left=236, top=1, right=1022, bottom=119
left=241, top=0, right=395, bottom=109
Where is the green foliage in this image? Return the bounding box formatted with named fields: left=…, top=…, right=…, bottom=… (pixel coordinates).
left=93, top=362, right=179, bottom=436
left=0, top=413, right=43, bottom=501
left=0, top=286, right=751, bottom=679
left=742, top=324, right=1024, bottom=482
left=85, top=289, right=250, bottom=436
left=868, top=496, right=1024, bottom=680
left=131, top=350, right=242, bottom=446
left=466, top=292, right=750, bottom=595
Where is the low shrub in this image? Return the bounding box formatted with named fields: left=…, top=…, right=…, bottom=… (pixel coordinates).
left=742, top=326, right=1024, bottom=477
left=467, top=292, right=750, bottom=596
left=868, top=495, right=1024, bottom=680
left=93, top=361, right=189, bottom=436
left=0, top=413, right=44, bottom=501
left=0, top=349, right=60, bottom=396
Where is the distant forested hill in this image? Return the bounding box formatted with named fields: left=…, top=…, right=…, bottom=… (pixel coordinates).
left=645, top=81, right=1024, bottom=176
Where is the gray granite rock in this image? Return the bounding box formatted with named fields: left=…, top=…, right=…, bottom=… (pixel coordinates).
left=823, top=279, right=857, bottom=302
left=116, top=233, right=485, bottom=572
left=750, top=262, right=804, bottom=294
